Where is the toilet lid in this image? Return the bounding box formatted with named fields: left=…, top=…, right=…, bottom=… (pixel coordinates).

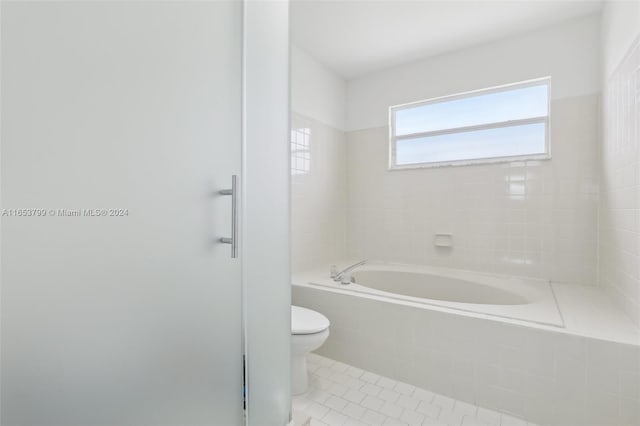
left=291, top=306, right=330, bottom=335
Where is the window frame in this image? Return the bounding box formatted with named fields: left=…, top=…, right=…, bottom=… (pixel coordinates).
left=388, top=77, right=552, bottom=170
left=290, top=123, right=311, bottom=176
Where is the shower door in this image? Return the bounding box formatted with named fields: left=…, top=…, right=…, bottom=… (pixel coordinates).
left=1, top=1, right=246, bottom=425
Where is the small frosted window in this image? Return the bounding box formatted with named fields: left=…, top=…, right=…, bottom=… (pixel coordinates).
left=390, top=78, right=550, bottom=168
left=291, top=127, right=311, bottom=175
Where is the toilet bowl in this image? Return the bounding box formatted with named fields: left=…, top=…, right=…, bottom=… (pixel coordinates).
left=291, top=305, right=330, bottom=395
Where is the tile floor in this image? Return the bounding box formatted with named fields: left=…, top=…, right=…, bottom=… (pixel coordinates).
left=292, top=353, right=538, bottom=426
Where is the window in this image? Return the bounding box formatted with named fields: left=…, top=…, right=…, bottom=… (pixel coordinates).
left=291, top=126, right=311, bottom=175
left=389, top=78, right=550, bottom=169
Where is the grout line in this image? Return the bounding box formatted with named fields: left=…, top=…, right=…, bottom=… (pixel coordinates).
left=297, top=354, right=538, bottom=426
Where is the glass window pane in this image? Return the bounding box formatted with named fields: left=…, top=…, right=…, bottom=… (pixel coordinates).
left=394, top=83, right=548, bottom=136
left=396, top=122, right=546, bottom=165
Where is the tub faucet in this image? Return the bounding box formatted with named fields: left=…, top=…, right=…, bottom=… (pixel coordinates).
left=331, top=260, right=367, bottom=284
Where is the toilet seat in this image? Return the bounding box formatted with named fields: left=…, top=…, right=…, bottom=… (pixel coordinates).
left=292, top=306, right=330, bottom=335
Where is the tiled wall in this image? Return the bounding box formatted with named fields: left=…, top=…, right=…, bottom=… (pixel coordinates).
left=600, top=36, right=640, bottom=325
left=291, top=46, right=348, bottom=273
left=291, top=114, right=347, bottom=272
left=346, top=94, right=600, bottom=285
left=294, top=285, right=640, bottom=426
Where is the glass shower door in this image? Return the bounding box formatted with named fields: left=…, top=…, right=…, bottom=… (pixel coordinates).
left=1, top=1, right=244, bottom=424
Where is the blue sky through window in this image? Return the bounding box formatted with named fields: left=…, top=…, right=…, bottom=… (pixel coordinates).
left=396, top=123, right=546, bottom=165
left=395, top=83, right=548, bottom=136
left=391, top=80, right=549, bottom=167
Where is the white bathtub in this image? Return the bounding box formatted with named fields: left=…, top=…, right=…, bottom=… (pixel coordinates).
left=292, top=263, right=640, bottom=424
left=298, top=262, right=564, bottom=327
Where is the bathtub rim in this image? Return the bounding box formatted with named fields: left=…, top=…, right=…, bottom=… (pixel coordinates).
left=296, top=261, right=564, bottom=329
left=293, top=262, right=640, bottom=347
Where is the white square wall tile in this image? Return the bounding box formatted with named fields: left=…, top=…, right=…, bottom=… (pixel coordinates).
left=344, top=418, right=368, bottom=426
left=312, top=376, right=334, bottom=391
left=331, top=362, right=350, bottom=373
left=309, top=389, right=332, bottom=404
left=343, top=389, right=366, bottom=404
left=439, top=409, right=464, bottom=426
left=361, top=383, right=383, bottom=396
left=619, top=396, right=640, bottom=425
left=461, top=415, right=489, bottom=426
left=325, top=396, right=349, bottom=412
left=433, top=395, right=455, bottom=412
left=396, top=395, right=420, bottom=411
left=360, top=395, right=385, bottom=411
left=361, top=409, right=387, bottom=424
left=378, top=388, right=400, bottom=403
left=422, top=418, right=446, bottom=426
left=416, top=400, right=441, bottom=419
left=379, top=401, right=404, bottom=418
left=454, top=401, right=478, bottom=416
left=323, top=410, right=348, bottom=425
left=345, top=377, right=366, bottom=390
left=299, top=341, right=543, bottom=426
left=341, top=402, right=366, bottom=419
left=599, top=38, right=640, bottom=328
left=361, top=371, right=382, bottom=384
left=399, top=409, right=425, bottom=425
left=620, top=371, right=640, bottom=399
left=305, top=402, right=330, bottom=419
left=328, top=383, right=349, bottom=397
left=346, top=366, right=365, bottom=378
left=413, top=387, right=435, bottom=402
left=394, top=381, right=416, bottom=396
left=343, top=90, right=603, bottom=283
left=382, top=418, right=408, bottom=426
left=330, top=373, right=352, bottom=385
left=378, top=377, right=398, bottom=389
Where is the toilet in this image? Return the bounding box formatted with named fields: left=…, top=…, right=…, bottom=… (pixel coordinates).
left=291, top=305, right=330, bottom=395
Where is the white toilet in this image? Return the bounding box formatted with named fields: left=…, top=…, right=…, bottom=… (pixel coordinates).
left=291, top=305, right=330, bottom=395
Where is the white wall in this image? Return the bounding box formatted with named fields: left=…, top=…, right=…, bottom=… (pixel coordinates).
left=291, top=46, right=348, bottom=272
left=601, top=1, right=640, bottom=79
left=291, top=45, right=347, bottom=131
left=345, top=15, right=601, bottom=284
left=599, top=1, right=640, bottom=326
left=347, top=15, right=601, bottom=131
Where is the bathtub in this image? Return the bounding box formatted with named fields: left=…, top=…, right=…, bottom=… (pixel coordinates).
left=302, top=262, right=564, bottom=327
left=292, top=262, right=640, bottom=425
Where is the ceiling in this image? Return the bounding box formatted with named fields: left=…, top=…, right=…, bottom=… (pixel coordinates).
left=290, top=0, right=603, bottom=79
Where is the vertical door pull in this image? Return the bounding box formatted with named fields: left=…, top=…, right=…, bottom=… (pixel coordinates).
left=219, top=175, right=238, bottom=258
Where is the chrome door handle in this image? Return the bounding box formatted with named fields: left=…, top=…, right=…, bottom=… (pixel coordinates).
left=219, top=175, right=238, bottom=258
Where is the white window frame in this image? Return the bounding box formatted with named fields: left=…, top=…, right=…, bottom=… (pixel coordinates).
left=388, top=77, right=552, bottom=170
left=290, top=125, right=311, bottom=176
